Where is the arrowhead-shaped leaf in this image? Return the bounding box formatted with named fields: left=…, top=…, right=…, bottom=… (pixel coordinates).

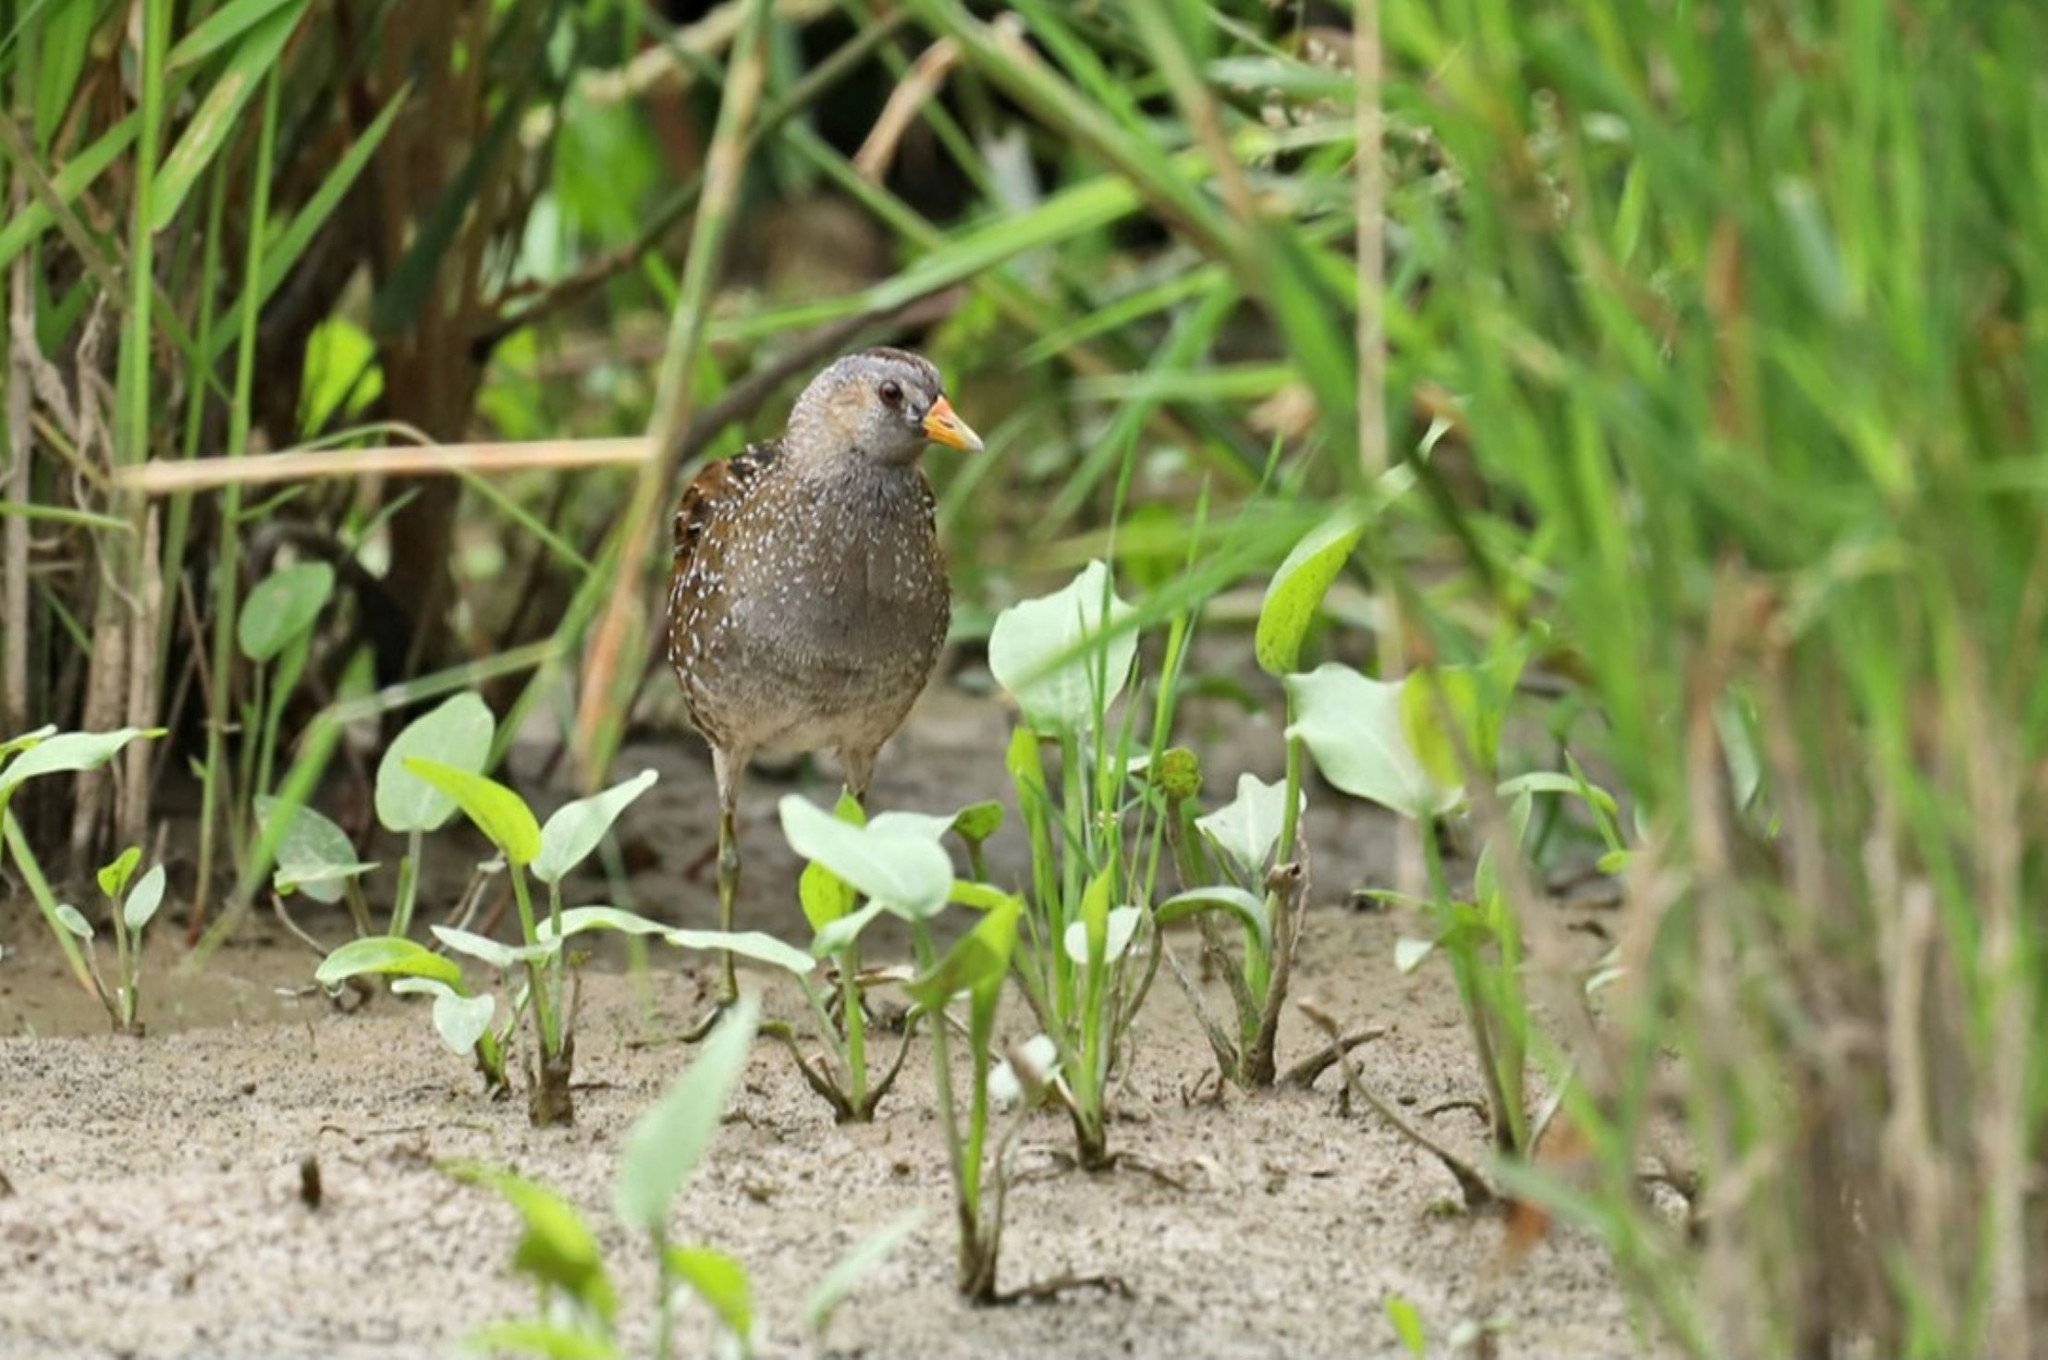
left=534, top=769, right=659, bottom=885
left=403, top=758, right=540, bottom=866
left=1285, top=664, right=1457, bottom=820
left=988, top=560, right=1139, bottom=736
left=376, top=693, right=494, bottom=834
left=778, top=796, right=952, bottom=919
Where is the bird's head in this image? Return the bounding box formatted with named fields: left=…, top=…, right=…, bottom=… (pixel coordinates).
left=787, top=348, right=983, bottom=468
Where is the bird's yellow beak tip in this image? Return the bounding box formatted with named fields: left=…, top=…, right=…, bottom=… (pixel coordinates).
left=923, top=395, right=984, bottom=452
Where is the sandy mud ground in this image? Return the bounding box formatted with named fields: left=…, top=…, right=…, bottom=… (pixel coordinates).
left=0, top=682, right=1647, bottom=1359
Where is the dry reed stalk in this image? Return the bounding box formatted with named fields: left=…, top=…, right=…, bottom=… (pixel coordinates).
left=114, top=438, right=649, bottom=495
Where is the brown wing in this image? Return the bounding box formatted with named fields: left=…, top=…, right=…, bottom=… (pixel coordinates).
left=670, top=438, right=780, bottom=571
left=666, top=439, right=782, bottom=729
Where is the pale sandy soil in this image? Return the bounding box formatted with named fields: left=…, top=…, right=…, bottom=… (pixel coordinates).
left=0, top=682, right=1649, bottom=1360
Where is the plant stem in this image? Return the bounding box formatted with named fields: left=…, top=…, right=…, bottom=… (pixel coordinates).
left=509, top=869, right=557, bottom=1055
left=391, top=830, right=423, bottom=937
left=545, top=878, right=566, bottom=1042
left=3, top=808, right=93, bottom=995
left=914, top=920, right=979, bottom=1285
left=840, top=940, right=868, bottom=1114
left=1056, top=731, right=1083, bottom=1020
left=1421, top=815, right=1515, bottom=1150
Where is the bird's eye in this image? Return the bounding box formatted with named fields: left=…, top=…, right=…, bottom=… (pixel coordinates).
left=879, top=379, right=904, bottom=406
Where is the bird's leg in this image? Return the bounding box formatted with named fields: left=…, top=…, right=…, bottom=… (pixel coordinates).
left=711, top=745, right=748, bottom=1009
left=838, top=745, right=877, bottom=814
left=715, top=805, right=740, bottom=1005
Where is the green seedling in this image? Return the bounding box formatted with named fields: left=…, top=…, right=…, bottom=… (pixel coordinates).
left=987, top=560, right=1186, bottom=1168
left=450, top=999, right=922, bottom=1358
left=908, top=890, right=1035, bottom=1301
left=0, top=727, right=166, bottom=1003
left=316, top=935, right=509, bottom=1093
left=776, top=792, right=1002, bottom=1121
left=775, top=791, right=1051, bottom=1299
left=235, top=561, right=335, bottom=821
left=374, top=692, right=494, bottom=939
left=258, top=795, right=379, bottom=938
left=315, top=758, right=667, bottom=1125
left=1285, top=640, right=1623, bottom=1185
left=50, top=848, right=169, bottom=1035
left=1152, top=505, right=1365, bottom=1089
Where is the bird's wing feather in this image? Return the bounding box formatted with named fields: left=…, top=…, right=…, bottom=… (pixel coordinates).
left=671, top=437, right=782, bottom=572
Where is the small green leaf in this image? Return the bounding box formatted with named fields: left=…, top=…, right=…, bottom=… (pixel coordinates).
left=864, top=810, right=955, bottom=841
left=257, top=795, right=371, bottom=905
left=811, top=902, right=887, bottom=957
left=300, top=316, right=384, bottom=435
left=54, top=903, right=92, bottom=939
left=236, top=561, right=334, bottom=663
left=403, top=758, right=541, bottom=866
left=949, top=800, right=1005, bottom=844
left=799, top=859, right=857, bottom=931
left=389, top=978, right=494, bottom=1057
left=778, top=796, right=952, bottom=919
left=1256, top=503, right=1367, bottom=675
left=804, top=1209, right=927, bottom=1335
left=534, top=769, right=659, bottom=885
left=1386, top=1295, right=1427, bottom=1357
left=988, top=560, right=1139, bottom=736
left=665, top=1246, right=752, bottom=1345
left=540, top=904, right=817, bottom=974
left=1286, top=664, right=1454, bottom=820
left=540, top=905, right=670, bottom=940
left=1495, top=770, right=1620, bottom=818
left=97, top=847, right=142, bottom=901
left=430, top=924, right=559, bottom=972
left=434, top=990, right=496, bottom=1055
left=316, top=936, right=462, bottom=988
left=1399, top=664, right=1506, bottom=792
left=614, top=997, right=760, bottom=1235
left=1062, top=904, right=1142, bottom=966
left=1157, top=885, right=1270, bottom=951
left=906, top=896, right=1020, bottom=1011
left=123, top=865, right=167, bottom=933
left=1080, top=865, right=1114, bottom=963
left=665, top=929, right=817, bottom=977
left=0, top=728, right=163, bottom=798
left=376, top=693, right=494, bottom=834
left=948, top=880, right=1017, bottom=912
left=1196, top=773, right=1295, bottom=875
left=447, top=1163, right=615, bottom=1325
left=0, top=724, right=56, bottom=760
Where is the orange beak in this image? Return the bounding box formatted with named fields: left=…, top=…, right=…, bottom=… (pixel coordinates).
left=922, top=395, right=984, bottom=452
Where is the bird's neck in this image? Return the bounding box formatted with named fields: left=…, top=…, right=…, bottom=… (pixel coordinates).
left=784, top=445, right=924, bottom=502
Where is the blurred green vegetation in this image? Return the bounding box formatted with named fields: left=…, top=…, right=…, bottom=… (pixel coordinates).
left=0, top=0, right=2042, bottom=1353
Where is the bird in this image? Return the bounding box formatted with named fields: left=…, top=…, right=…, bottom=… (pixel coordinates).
left=666, top=348, right=982, bottom=1004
